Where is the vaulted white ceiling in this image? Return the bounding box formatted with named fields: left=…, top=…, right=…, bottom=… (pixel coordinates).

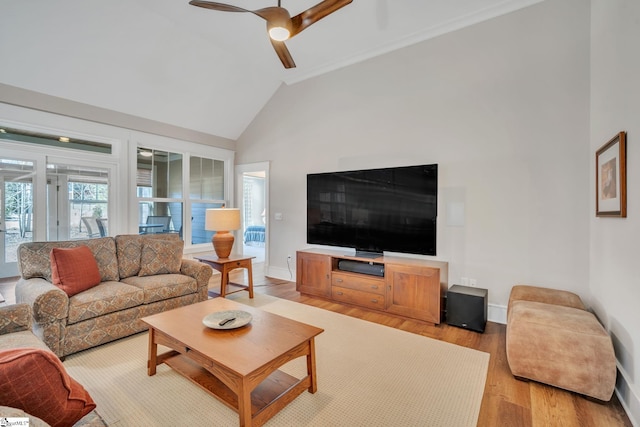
left=1, top=0, right=542, bottom=140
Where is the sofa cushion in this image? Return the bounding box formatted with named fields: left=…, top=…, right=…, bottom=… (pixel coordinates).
left=509, top=284, right=585, bottom=310
left=121, top=274, right=198, bottom=304
left=50, top=246, right=102, bottom=297
left=18, top=237, right=119, bottom=282
left=115, top=234, right=181, bottom=278
left=138, top=239, right=184, bottom=276
left=0, top=347, right=96, bottom=427
left=507, top=284, right=586, bottom=321
left=67, top=281, right=145, bottom=324
left=115, top=235, right=144, bottom=278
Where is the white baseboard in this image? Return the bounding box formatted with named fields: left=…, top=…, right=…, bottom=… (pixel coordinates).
left=488, top=304, right=507, bottom=324
left=266, top=265, right=295, bottom=282
left=615, top=366, right=640, bottom=427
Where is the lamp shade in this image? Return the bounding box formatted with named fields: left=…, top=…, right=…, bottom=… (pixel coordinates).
left=205, top=208, right=241, bottom=232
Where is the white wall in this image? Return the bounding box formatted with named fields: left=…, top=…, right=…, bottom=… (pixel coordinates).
left=236, top=0, right=591, bottom=315
left=590, top=0, right=640, bottom=423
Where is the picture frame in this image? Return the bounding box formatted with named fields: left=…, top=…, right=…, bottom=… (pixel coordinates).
left=596, top=131, right=627, bottom=217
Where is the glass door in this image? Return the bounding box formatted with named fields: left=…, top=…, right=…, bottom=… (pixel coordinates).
left=47, top=163, right=110, bottom=241
left=0, top=157, right=35, bottom=277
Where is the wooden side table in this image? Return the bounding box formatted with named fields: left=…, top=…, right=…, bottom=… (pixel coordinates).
left=195, top=254, right=255, bottom=298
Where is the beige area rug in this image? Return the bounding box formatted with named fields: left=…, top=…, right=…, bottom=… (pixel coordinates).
left=64, top=294, right=489, bottom=427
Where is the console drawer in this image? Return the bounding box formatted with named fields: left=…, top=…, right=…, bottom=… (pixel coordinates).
left=332, top=272, right=385, bottom=295
left=332, top=286, right=385, bottom=310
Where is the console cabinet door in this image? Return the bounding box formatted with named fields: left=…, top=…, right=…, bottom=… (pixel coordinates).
left=385, top=264, right=441, bottom=323
left=296, top=252, right=331, bottom=297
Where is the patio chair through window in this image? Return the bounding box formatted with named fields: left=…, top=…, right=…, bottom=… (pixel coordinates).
left=143, top=215, right=171, bottom=234
left=81, top=217, right=101, bottom=238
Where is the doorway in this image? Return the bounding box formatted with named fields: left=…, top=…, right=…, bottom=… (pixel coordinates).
left=0, top=151, right=112, bottom=279
left=0, top=156, right=35, bottom=278
left=236, top=162, right=269, bottom=266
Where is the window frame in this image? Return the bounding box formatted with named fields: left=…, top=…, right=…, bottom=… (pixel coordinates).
left=131, top=132, right=235, bottom=252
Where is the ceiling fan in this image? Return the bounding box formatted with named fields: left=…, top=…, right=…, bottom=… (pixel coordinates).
left=189, top=0, right=353, bottom=69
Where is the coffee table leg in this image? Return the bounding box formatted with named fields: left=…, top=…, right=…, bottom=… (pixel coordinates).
left=147, top=328, right=158, bottom=376
left=307, top=337, right=318, bottom=393
left=238, top=379, right=252, bottom=427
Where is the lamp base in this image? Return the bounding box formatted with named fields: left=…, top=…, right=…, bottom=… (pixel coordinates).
left=212, top=231, right=234, bottom=258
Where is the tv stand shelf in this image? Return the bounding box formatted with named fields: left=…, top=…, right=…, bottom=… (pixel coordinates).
left=296, top=249, right=448, bottom=324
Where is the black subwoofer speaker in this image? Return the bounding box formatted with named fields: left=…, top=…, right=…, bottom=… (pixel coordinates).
left=446, top=285, right=488, bottom=333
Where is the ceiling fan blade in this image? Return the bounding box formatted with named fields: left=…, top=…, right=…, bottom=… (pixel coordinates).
left=290, top=0, right=352, bottom=37
left=190, top=2, right=285, bottom=24
left=252, top=6, right=290, bottom=23
left=188, top=1, right=251, bottom=13
left=270, top=39, right=296, bottom=69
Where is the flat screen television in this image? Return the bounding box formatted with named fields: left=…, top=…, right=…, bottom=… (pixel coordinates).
left=307, top=164, right=437, bottom=257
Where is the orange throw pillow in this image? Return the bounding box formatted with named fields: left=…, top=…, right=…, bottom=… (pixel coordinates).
left=0, top=347, right=96, bottom=427
left=50, top=246, right=101, bottom=297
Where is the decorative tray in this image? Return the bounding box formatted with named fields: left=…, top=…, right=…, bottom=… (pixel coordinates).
left=202, top=310, right=252, bottom=330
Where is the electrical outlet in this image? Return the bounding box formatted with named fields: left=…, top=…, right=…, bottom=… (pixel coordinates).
left=470, top=279, right=477, bottom=287
left=461, top=277, right=469, bottom=286
left=287, top=255, right=292, bottom=261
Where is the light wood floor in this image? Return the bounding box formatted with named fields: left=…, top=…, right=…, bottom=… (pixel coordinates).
left=244, top=273, right=632, bottom=427
left=1, top=271, right=632, bottom=426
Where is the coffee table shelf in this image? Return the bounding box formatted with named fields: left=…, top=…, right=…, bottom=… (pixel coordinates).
left=165, top=354, right=307, bottom=422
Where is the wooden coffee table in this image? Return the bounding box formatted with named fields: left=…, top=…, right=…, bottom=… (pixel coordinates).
left=141, top=298, right=324, bottom=427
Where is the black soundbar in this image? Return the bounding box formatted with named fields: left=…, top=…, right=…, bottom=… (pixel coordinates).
left=337, top=259, right=385, bottom=277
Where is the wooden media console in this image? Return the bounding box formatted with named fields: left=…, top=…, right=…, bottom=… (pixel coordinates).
left=296, top=249, right=448, bottom=324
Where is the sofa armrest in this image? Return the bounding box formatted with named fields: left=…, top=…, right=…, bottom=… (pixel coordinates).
left=180, top=258, right=213, bottom=289
left=15, top=278, right=69, bottom=324
left=0, top=304, right=32, bottom=335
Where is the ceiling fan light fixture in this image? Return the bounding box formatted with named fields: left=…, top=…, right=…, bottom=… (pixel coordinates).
left=268, top=25, right=290, bottom=41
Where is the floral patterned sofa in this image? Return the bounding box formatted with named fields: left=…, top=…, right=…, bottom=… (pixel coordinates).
left=14, top=234, right=212, bottom=358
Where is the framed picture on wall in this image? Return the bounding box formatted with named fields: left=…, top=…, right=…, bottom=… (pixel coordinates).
left=596, top=131, right=627, bottom=217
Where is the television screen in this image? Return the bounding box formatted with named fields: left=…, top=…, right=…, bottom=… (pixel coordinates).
left=307, top=164, right=437, bottom=256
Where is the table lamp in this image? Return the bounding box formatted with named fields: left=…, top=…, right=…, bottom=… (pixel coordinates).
left=205, top=208, right=241, bottom=258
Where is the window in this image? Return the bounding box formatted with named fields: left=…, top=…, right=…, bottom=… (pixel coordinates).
left=47, top=163, right=110, bottom=240
left=1, top=159, right=34, bottom=265
left=137, top=148, right=183, bottom=236
left=137, top=148, right=228, bottom=244
left=190, top=156, right=225, bottom=244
